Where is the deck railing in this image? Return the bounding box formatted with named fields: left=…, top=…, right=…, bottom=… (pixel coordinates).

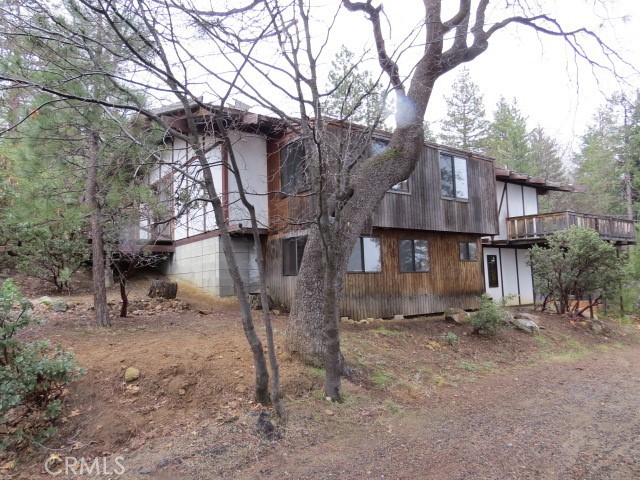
left=506, top=211, right=636, bottom=243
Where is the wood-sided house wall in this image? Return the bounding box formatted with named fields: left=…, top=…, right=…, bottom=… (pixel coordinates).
left=264, top=139, right=498, bottom=318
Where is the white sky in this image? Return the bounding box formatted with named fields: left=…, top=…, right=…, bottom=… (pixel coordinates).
left=314, top=0, right=640, bottom=156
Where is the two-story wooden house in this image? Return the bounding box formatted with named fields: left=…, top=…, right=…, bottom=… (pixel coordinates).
left=263, top=136, right=499, bottom=319
left=143, top=104, right=636, bottom=318
left=143, top=104, right=500, bottom=318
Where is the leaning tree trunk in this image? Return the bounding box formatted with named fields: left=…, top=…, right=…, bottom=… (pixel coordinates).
left=86, top=131, right=110, bottom=327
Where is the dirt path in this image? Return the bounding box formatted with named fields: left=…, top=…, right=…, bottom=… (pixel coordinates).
left=235, top=346, right=640, bottom=480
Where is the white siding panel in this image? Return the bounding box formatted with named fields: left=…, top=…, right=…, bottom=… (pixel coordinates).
left=227, top=131, right=269, bottom=227
left=500, top=248, right=520, bottom=305
left=523, top=186, right=538, bottom=216
left=506, top=183, right=524, bottom=217
left=495, top=181, right=508, bottom=241
left=517, top=249, right=534, bottom=304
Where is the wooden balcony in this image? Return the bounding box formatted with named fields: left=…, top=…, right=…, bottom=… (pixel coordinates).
left=506, top=211, right=636, bottom=244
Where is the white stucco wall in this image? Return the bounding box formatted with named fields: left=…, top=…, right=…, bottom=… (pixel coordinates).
left=226, top=131, right=269, bottom=227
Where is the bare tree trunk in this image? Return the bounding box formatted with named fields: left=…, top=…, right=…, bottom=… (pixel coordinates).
left=86, top=131, right=110, bottom=327
left=189, top=128, right=270, bottom=405
left=119, top=277, right=128, bottom=318
left=220, top=120, right=285, bottom=418
left=322, top=249, right=343, bottom=401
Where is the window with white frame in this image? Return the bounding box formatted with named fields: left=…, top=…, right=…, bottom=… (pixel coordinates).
left=347, top=237, right=382, bottom=273
left=440, top=153, right=468, bottom=199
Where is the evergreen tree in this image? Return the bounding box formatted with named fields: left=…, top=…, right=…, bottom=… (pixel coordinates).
left=439, top=68, right=488, bottom=152
left=424, top=120, right=437, bottom=142
left=570, top=103, right=625, bottom=216
left=323, top=45, right=389, bottom=127
left=484, top=97, right=531, bottom=173
left=529, top=127, right=566, bottom=180
left=0, top=2, right=156, bottom=322
left=529, top=126, right=568, bottom=212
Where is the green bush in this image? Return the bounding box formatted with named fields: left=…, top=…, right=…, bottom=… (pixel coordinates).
left=469, top=293, right=507, bottom=335
left=0, top=279, right=84, bottom=450
left=441, top=331, right=459, bottom=345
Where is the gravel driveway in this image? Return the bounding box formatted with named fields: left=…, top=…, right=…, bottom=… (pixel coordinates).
left=244, top=346, right=640, bottom=480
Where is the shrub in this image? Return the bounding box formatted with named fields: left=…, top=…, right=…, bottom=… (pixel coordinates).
left=12, top=223, right=87, bottom=291
left=441, top=331, right=459, bottom=345
left=0, top=279, right=84, bottom=450
left=529, top=226, right=631, bottom=315
left=469, top=293, right=507, bottom=335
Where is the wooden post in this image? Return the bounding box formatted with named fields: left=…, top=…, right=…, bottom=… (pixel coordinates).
left=617, top=247, right=624, bottom=315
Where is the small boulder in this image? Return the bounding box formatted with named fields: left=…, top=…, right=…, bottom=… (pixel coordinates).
left=444, top=308, right=470, bottom=324
left=393, top=314, right=405, bottom=320
left=52, top=301, right=68, bottom=312
left=248, top=293, right=275, bottom=310
left=512, top=318, right=540, bottom=334
left=513, top=312, right=541, bottom=323
left=124, top=367, right=140, bottom=382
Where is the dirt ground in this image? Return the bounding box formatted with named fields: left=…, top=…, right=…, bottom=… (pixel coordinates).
left=2, top=270, right=640, bottom=479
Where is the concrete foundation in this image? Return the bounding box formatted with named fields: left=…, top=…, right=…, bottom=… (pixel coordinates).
left=162, top=235, right=258, bottom=297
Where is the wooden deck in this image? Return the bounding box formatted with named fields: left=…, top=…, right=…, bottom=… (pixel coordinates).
left=506, top=211, right=636, bottom=244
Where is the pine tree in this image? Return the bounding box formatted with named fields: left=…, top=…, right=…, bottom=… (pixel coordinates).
left=439, top=68, right=488, bottom=152
left=323, top=45, right=389, bottom=127
left=484, top=97, right=531, bottom=173
left=529, top=126, right=568, bottom=212
left=529, top=127, right=566, bottom=181
left=570, top=103, right=625, bottom=216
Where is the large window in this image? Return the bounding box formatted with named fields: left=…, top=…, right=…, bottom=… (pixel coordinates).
left=487, top=254, right=499, bottom=288
left=399, top=239, right=430, bottom=272
left=348, top=237, right=382, bottom=273
left=283, top=236, right=306, bottom=276
left=373, top=138, right=409, bottom=193
left=459, top=241, right=478, bottom=261
left=440, top=153, right=468, bottom=199
left=280, top=139, right=308, bottom=194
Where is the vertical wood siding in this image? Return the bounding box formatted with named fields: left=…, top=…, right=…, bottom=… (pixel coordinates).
left=267, top=139, right=498, bottom=235
left=265, top=228, right=484, bottom=319
left=372, top=147, right=498, bottom=235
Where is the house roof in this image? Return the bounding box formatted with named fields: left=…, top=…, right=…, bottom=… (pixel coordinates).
left=494, top=168, right=585, bottom=193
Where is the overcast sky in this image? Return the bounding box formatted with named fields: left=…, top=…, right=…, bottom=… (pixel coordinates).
left=318, top=0, right=640, bottom=157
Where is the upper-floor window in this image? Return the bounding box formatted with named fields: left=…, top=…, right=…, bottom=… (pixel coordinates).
left=348, top=237, right=382, bottom=273
left=373, top=137, right=409, bottom=193
left=399, top=239, right=430, bottom=272
left=281, top=139, right=308, bottom=194
left=459, top=241, right=478, bottom=261
left=283, top=236, right=306, bottom=276
left=440, top=153, right=468, bottom=200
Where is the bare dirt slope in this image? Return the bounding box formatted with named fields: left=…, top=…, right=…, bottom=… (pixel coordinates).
left=3, top=272, right=640, bottom=479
